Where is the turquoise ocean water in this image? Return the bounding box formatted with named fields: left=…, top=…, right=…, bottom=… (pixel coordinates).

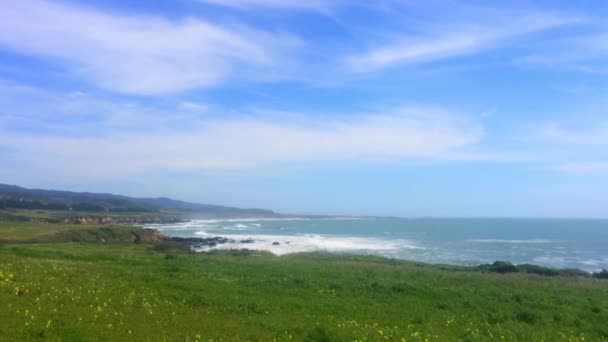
left=146, top=218, right=608, bottom=272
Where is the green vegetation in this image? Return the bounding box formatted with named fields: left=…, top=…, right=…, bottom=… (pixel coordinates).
left=0, top=222, right=162, bottom=244
left=0, top=208, right=185, bottom=225
left=1, top=222, right=607, bottom=341
left=595, top=269, right=608, bottom=279
left=0, top=183, right=277, bottom=218
left=476, top=260, right=591, bottom=277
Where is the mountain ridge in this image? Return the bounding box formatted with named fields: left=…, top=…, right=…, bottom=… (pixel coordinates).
left=0, top=183, right=278, bottom=218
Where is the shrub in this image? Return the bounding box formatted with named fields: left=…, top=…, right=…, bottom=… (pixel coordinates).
left=516, top=264, right=559, bottom=276
left=488, top=261, right=518, bottom=274
left=593, top=269, right=608, bottom=279
left=559, top=268, right=590, bottom=277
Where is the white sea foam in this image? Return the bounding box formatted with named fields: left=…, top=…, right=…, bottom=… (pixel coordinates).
left=182, top=217, right=362, bottom=224
left=192, top=231, right=422, bottom=256
left=146, top=217, right=365, bottom=231
left=149, top=218, right=608, bottom=272
left=218, top=223, right=259, bottom=231
left=147, top=220, right=218, bottom=230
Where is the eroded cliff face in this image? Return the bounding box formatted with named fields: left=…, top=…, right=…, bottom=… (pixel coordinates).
left=58, top=216, right=184, bottom=225
left=17, top=215, right=186, bottom=225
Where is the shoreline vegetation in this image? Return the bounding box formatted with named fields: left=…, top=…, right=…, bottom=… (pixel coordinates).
left=1, top=220, right=608, bottom=340
left=1, top=189, right=608, bottom=340
left=1, top=221, right=606, bottom=280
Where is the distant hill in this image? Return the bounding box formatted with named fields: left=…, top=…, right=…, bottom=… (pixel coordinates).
left=0, top=184, right=278, bottom=218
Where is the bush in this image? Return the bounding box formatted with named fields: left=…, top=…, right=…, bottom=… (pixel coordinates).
left=559, top=268, right=590, bottom=277
left=593, top=269, right=608, bottom=279
left=487, top=261, right=518, bottom=274
left=517, top=264, right=559, bottom=276
left=478, top=261, right=590, bottom=277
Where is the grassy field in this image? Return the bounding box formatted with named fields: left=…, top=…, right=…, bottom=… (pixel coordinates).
left=0, top=208, right=184, bottom=224
left=0, top=222, right=161, bottom=243
left=0, top=222, right=607, bottom=341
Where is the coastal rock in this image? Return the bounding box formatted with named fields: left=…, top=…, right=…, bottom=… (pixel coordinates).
left=168, top=236, right=235, bottom=249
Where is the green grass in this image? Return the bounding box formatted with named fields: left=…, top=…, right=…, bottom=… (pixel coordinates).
left=0, top=223, right=607, bottom=341
left=0, top=221, right=75, bottom=241
left=0, top=208, right=184, bottom=224
left=0, top=222, right=159, bottom=243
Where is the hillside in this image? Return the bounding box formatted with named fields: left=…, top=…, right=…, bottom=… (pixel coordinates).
left=0, top=222, right=607, bottom=341
left=0, top=184, right=277, bottom=219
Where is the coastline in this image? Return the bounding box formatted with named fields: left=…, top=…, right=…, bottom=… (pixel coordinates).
left=1, top=212, right=606, bottom=273
left=160, top=231, right=604, bottom=279
left=1, top=220, right=608, bottom=340
left=1, top=219, right=604, bottom=278
left=148, top=217, right=608, bottom=273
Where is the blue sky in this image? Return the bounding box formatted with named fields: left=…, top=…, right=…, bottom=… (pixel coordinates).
left=1, top=0, right=607, bottom=217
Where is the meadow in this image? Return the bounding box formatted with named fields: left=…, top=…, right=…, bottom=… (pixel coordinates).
left=0, top=222, right=607, bottom=341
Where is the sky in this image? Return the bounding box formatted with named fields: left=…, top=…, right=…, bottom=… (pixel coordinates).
left=0, top=0, right=607, bottom=218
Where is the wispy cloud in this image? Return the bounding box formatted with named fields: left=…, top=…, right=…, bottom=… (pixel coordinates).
left=345, top=13, right=577, bottom=72
left=515, top=32, right=608, bottom=73
left=0, top=81, right=214, bottom=138
left=196, top=0, right=337, bottom=12
left=526, top=118, right=608, bottom=174
left=535, top=121, right=608, bottom=145
left=552, top=162, right=608, bottom=173
left=0, top=0, right=300, bottom=95
left=0, top=105, right=483, bottom=178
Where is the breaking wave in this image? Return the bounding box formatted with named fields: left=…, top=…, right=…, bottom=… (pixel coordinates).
left=192, top=231, right=422, bottom=256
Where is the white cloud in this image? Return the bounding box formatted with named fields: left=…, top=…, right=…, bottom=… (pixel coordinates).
left=553, top=162, right=608, bottom=173
left=346, top=13, right=576, bottom=72
left=0, top=107, right=483, bottom=178
left=0, top=0, right=299, bottom=95
left=535, top=121, right=608, bottom=145
left=178, top=101, right=209, bottom=112
left=515, top=32, right=608, bottom=73
left=197, top=0, right=335, bottom=12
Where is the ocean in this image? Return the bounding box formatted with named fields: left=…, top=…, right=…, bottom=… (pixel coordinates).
left=145, top=218, right=608, bottom=272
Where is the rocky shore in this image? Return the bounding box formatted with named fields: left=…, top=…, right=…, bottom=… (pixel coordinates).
left=166, top=235, right=255, bottom=250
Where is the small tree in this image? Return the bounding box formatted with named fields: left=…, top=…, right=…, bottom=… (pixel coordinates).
left=490, top=261, right=518, bottom=274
